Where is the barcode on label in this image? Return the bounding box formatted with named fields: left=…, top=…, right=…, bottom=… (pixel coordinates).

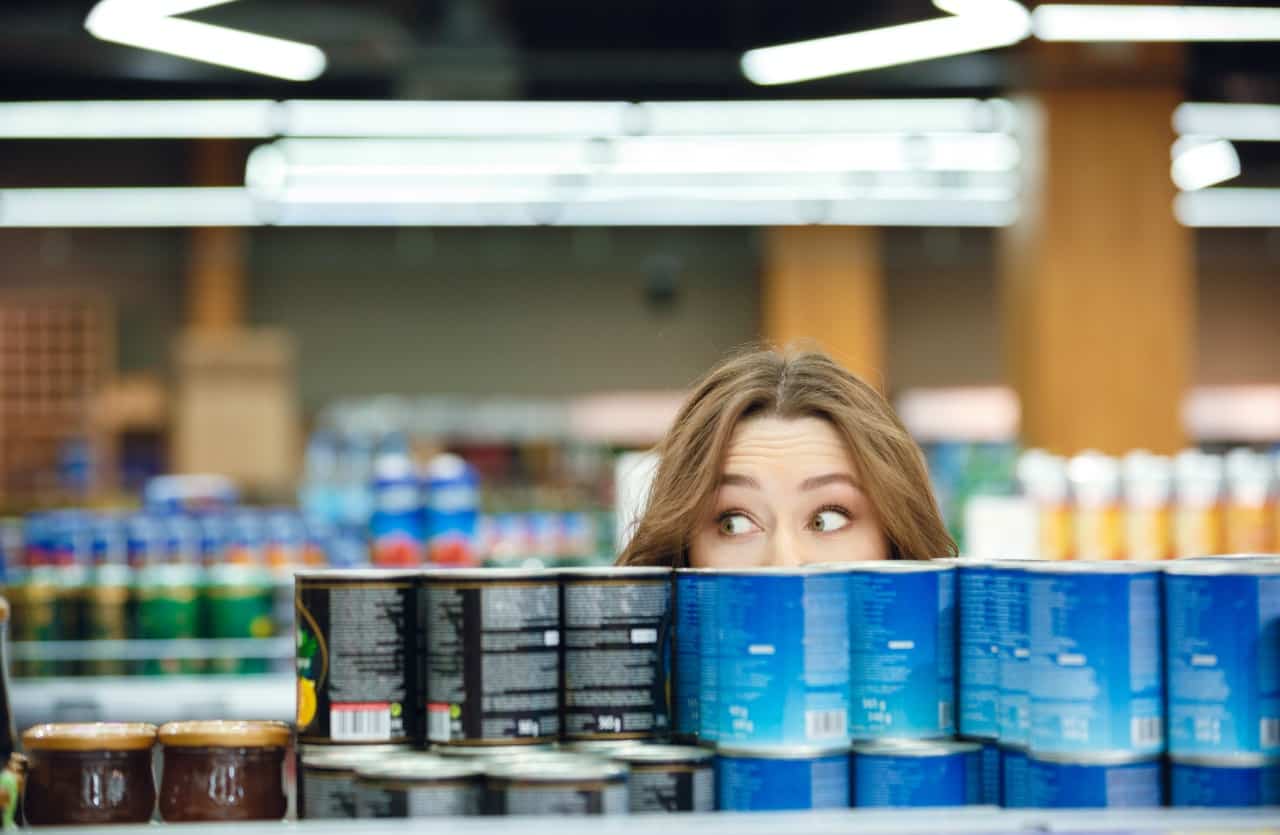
left=805, top=709, right=847, bottom=740
left=1262, top=718, right=1279, bottom=747
left=939, top=700, right=954, bottom=732
left=1131, top=716, right=1162, bottom=747
left=331, top=703, right=391, bottom=742
left=428, top=704, right=452, bottom=743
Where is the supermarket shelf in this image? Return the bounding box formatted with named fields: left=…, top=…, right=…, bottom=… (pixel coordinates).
left=12, top=673, right=293, bottom=728
left=10, top=636, right=293, bottom=661
left=21, top=808, right=1280, bottom=835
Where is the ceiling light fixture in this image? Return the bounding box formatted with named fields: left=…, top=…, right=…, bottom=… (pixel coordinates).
left=1174, top=189, right=1280, bottom=227
left=1032, top=4, right=1280, bottom=41
left=0, top=100, right=276, bottom=139
left=1174, top=103, right=1280, bottom=142
left=85, top=0, right=326, bottom=81
left=0, top=187, right=258, bottom=227
left=1170, top=137, right=1241, bottom=191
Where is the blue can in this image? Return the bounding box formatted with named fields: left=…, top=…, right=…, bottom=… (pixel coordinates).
left=1170, top=755, right=1280, bottom=807
left=1001, top=746, right=1029, bottom=808
left=195, top=512, right=229, bottom=565
left=1165, top=561, right=1280, bottom=759
left=716, top=568, right=851, bottom=746
left=1028, top=562, right=1164, bottom=756
left=698, top=571, right=720, bottom=743
left=852, top=739, right=980, bottom=807
left=370, top=446, right=425, bottom=567
left=125, top=513, right=165, bottom=567
left=972, top=738, right=1001, bottom=806
left=849, top=562, right=955, bottom=740
left=423, top=453, right=479, bottom=567
left=958, top=561, right=1001, bottom=739
left=995, top=563, right=1031, bottom=747
left=89, top=514, right=127, bottom=566
left=673, top=568, right=706, bottom=741
left=716, top=745, right=850, bottom=811
left=1026, top=752, right=1164, bottom=808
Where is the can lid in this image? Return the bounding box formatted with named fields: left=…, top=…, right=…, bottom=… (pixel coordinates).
left=485, top=754, right=627, bottom=783
left=355, top=754, right=482, bottom=782
left=1165, top=558, right=1280, bottom=576
left=1169, top=753, right=1279, bottom=768
left=159, top=720, right=290, bottom=748
left=423, top=567, right=560, bottom=582
left=24, top=722, right=157, bottom=752
left=294, top=568, right=420, bottom=581
left=1027, top=749, right=1160, bottom=766
left=606, top=743, right=715, bottom=765
left=302, top=745, right=411, bottom=770
left=852, top=739, right=981, bottom=757
left=844, top=560, right=954, bottom=574
left=715, top=743, right=850, bottom=759
left=432, top=744, right=556, bottom=759
left=703, top=564, right=869, bottom=577
left=1024, top=560, right=1160, bottom=575
left=559, top=566, right=672, bottom=579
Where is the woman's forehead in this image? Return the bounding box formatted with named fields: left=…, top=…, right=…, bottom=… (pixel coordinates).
left=722, top=415, right=854, bottom=471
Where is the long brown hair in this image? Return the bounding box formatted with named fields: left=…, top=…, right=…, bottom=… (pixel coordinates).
left=617, top=347, right=956, bottom=566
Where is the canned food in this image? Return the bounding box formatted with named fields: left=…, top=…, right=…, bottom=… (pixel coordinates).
left=355, top=754, right=484, bottom=817
left=715, top=567, right=851, bottom=747
left=298, top=744, right=411, bottom=819
left=1164, top=560, right=1280, bottom=759
left=424, top=569, right=560, bottom=747
left=1026, top=750, right=1164, bottom=808
left=958, top=561, right=1000, bottom=739
left=295, top=570, right=421, bottom=746
left=205, top=564, right=275, bottom=675
left=485, top=754, right=628, bottom=815
left=995, top=562, right=1031, bottom=747
left=848, top=561, right=955, bottom=740
left=560, top=566, right=671, bottom=740
left=82, top=563, right=132, bottom=676
left=1028, top=561, right=1164, bottom=756
left=136, top=562, right=202, bottom=676
left=1169, top=754, right=1280, bottom=807
left=604, top=743, right=714, bottom=813
left=697, top=568, right=720, bottom=743
left=672, top=568, right=706, bottom=742
left=1001, top=745, right=1029, bottom=808
left=972, top=738, right=1001, bottom=806
left=851, top=739, right=980, bottom=807
left=715, top=744, right=850, bottom=811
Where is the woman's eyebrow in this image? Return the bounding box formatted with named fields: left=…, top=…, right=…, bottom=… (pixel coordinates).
left=719, top=473, right=761, bottom=489
left=800, top=472, right=861, bottom=491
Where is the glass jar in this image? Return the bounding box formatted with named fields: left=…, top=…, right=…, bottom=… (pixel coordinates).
left=22, top=722, right=157, bottom=826
left=157, top=720, right=290, bottom=822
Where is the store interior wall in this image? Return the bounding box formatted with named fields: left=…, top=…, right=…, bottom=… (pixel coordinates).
left=1196, top=229, right=1280, bottom=385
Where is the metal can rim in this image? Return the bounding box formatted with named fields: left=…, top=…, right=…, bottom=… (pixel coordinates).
left=355, top=755, right=483, bottom=782
left=852, top=739, right=982, bottom=757
left=485, top=757, right=628, bottom=782
left=1028, top=750, right=1163, bottom=766
left=715, top=743, right=850, bottom=759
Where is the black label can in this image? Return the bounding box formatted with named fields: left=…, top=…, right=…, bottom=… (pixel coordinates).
left=424, top=569, right=561, bottom=747
left=295, top=570, right=422, bottom=746
left=607, top=743, right=714, bottom=813
left=298, top=743, right=410, bottom=819
left=485, top=755, right=629, bottom=815
left=561, top=566, right=672, bottom=740
left=354, top=755, right=484, bottom=817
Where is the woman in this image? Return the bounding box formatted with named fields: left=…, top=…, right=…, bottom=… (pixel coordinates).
left=618, top=347, right=955, bottom=567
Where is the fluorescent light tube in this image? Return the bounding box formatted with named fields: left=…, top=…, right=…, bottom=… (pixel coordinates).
left=0, top=100, right=276, bottom=139
left=281, top=100, right=631, bottom=138
left=638, top=99, right=1016, bottom=134
left=1174, top=188, right=1280, bottom=227
left=0, top=188, right=258, bottom=227
left=1174, top=103, right=1280, bottom=141
left=741, top=0, right=1031, bottom=85
left=1032, top=4, right=1280, bottom=41
left=1170, top=137, right=1241, bottom=191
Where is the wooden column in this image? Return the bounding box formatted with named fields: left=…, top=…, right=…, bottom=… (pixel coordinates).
left=187, top=141, right=246, bottom=331
left=1001, top=42, right=1194, bottom=455
left=761, top=227, right=886, bottom=387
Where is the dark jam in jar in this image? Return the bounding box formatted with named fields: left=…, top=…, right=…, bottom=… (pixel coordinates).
left=22, top=722, right=157, bottom=826
left=158, top=720, right=290, bottom=822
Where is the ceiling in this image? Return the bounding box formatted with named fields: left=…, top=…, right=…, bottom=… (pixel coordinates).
left=2, top=0, right=1278, bottom=102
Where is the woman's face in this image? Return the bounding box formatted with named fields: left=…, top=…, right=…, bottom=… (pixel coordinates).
left=688, top=415, right=890, bottom=568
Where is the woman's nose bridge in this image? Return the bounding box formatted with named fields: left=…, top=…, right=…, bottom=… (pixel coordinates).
left=770, top=526, right=807, bottom=566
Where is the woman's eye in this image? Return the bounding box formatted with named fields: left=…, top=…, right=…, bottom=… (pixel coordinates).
left=811, top=509, right=851, bottom=533
left=718, top=513, right=757, bottom=536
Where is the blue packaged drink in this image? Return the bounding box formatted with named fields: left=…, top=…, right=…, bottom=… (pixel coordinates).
left=1028, top=561, right=1164, bottom=756
left=195, top=512, right=229, bottom=566
left=1001, top=746, right=1029, bottom=808
left=1165, top=561, right=1280, bottom=758
left=89, top=514, right=127, bottom=566
left=995, top=562, right=1032, bottom=747
left=849, top=561, right=955, bottom=740
left=972, top=738, right=1001, bottom=806
left=852, top=739, right=981, bottom=807
left=370, top=449, right=424, bottom=567
left=672, top=568, right=707, bottom=742
left=1025, top=751, right=1164, bottom=808
left=1170, top=755, right=1280, bottom=807
left=423, top=453, right=479, bottom=567
left=958, top=560, right=1001, bottom=739
left=125, top=513, right=165, bottom=567
left=716, top=567, right=850, bottom=747
left=716, top=745, right=850, bottom=811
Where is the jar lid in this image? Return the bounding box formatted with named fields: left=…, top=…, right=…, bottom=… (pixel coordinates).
left=23, top=722, right=157, bottom=752
left=159, top=720, right=291, bottom=748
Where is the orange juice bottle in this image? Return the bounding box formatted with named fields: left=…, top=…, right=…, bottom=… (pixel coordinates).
left=1017, top=450, right=1074, bottom=560
left=1069, top=451, right=1124, bottom=560
left=1173, top=451, right=1225, bottom=558
left=1224, top=448, right=1275, bottom=554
